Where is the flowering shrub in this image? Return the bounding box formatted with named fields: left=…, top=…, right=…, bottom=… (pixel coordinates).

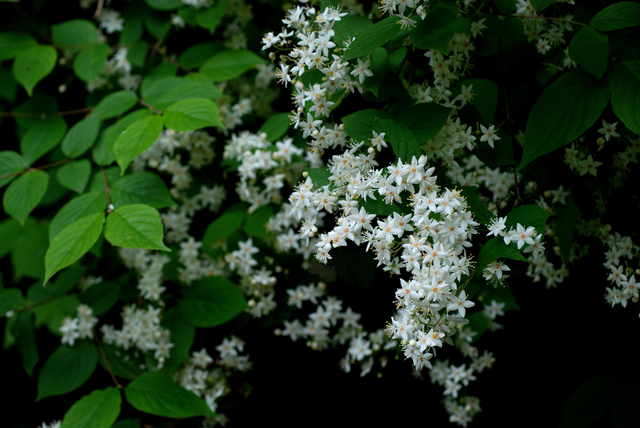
left=1, top=0, right=640, bottom=426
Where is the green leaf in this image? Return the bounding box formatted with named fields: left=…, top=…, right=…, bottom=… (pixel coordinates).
left=61, top=387, right=121, bottom=428
left=73, top=43, right=110, bottom=83
left=112, top=419, right=141, bottom=428
left=113, top=115, right=164, bottom=173
left=396, top=103, right=451, bottom=143
left=568, top=26, right=609, bottom=79
left=36, top=341, right=98, bottom=401
left=0, top=288, right=24, bottom=316
left=143, top=0, right=182, bottom=10
left=342, top=109, right=392, bottom=143
left=200, top=49, right=266, bottom=82
left=530, top=0, right=555, bottom=13
left=259, top=112, right=291, bottom=142
left=610, top=61, right=640, bottom=135
left=0, top=151, right=28, bottom=188
left=178, top=276, right=247, bottom=328
left=307, top=167, right=332, bottom=189
left=11, top=311, right=38, bottom=376
left=590, top=2, right=640, bottom=31
left=493, top=0, right=515, bottom=13
left=20, top=116, right=67, bottom=165
left=51, top=19, right=98, bottom=49
left=243, top=204, right=274, bottom=238
left=518, top=69, right=610, bottom=171
left=361, top=47, right=388, bottom=97
left=104, top=204, right=170, bottom=251
left=460, top=186, right=494, bottom=226
left=56, top=160, right=91, bottom=194
left=154, top=80, right=222, bottom=110
left=163, top=98, right=222, bottom=131
left=11, top=220, right=48, bottom=281
left=160, top=308, right=195, bottom=375
left=81, top=280, right=121, bottom=315
left=0, top=218, right=23, bottom=258
left=459, top=78, right=498, bottom=124
left=144, top=15, right=172, bottom=41
left=201, top=203, right=246, bottom=254
left=94, top=109, right=152, bottom=167
left=111, top=172, right=175, bottom=209
left=125, top=372, right=216, bottom=418
left=0, top=32, right=37, bottom=60
left=61, top=115, right=101, bottom=158
left=477, top=237, right=527, bottom=275
left=3, top=170, right=49, bottom=225
left=504, top=204, right=549, bottom=236
left=178, top=42, right=222, bottom=69
left=99, top=343, right=145, bottom=380
left=342, top=16, right=402, bottom=62
left=44, top=212, right=104, bottom=285
left=411, top=8, right=459, bottom=53
left=12, top=45, right=57, bottom=96
left=49, top=191, right=107, bottom=241
left=474, top=129, right=516, bottom=167
left=359, top=197, right=400, bottom=216
left=195, top=0, right=231, bottom=33
left=374, top=119, right=421, bottom=162
left=0, top=68, right=18, bottom=103
left=141, top=76, right=184, bottom=106
left=92, top=90, right=139, bottom=120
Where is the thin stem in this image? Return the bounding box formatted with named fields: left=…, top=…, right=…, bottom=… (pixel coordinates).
left=0, top=158, right=73, bottom=182
left=101, top=167, right=113, bottom=211
left=512, top=14, right=587, bottom=27
left=93, top=332, right=123, bottom=389
left=0, top=107, right=93, bottom=118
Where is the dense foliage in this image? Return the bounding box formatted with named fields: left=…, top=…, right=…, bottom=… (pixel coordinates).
left=1, top=0, right=640, bottom=426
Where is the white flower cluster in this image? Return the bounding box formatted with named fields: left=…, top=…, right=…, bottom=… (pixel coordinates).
left=59, top=304, right=98, bottom=347
left=602, top=231, right=640, bottom=311
left=174, top=336, right=250, bottom=419
left=513, top=0, right=575, bottom=56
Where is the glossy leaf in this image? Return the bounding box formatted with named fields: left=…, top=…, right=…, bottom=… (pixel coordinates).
left=568, top=26, right=608, bottom=79
left=342, top=16, right=401, bottom=61
left=178, top=276, right=247, bottom=328
left=61, top=388, right=121, bottom=428
left=44, top=212, right=104, bottom=285
left=13, top=45, right=57, bottom=96
left=56, top=160, right=91, bottom=194
left=36, top=341, right=98, bottom=401
left=111, top=172, right=175, bottom=209
left=104, top=204, right=170, bottom=251
left=113, top=115, right=164, bottom=173
left=163, top=98, right=222, bottom=131
left=3, top=170, right=49, bottom=225
left=518, top=69, right=610, bottom=171
left=125, top=372, right=216, bottom=418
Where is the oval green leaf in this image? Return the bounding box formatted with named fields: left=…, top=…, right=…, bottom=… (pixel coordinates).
left=104, top=204, right=170, bottom=251
left=36, top=341, right=98, bottom=401
left=163, top=97, right=222, bottom=131
left=56, top=159, right=91, bottom=194
left=113, top=115, right=163, bottom=173
left=178, top=276, right=247, bottom=328
left=3, top=170, right=49, bottom=225
left=61, top=387, right=121, bottom=428
left=12, top=45, right=57, bottom=96
left=111, top=172, right=175, bottom=209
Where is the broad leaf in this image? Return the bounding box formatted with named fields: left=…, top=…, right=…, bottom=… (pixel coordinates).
left=56, top=160, right=91, bottom=194
left=0, top=151, right=28, bottom=188
left=61, top=388, right=121, bottom=428
left=51, top=19, right=99, bottom=50
left=44, top=212, right=104, bottom=285
left=13, top=45, right=57, bottom=96
left=3, top=170, right=48, bottom=225
left=73, top=43, right=110, bottom=83
left=92, top=90, right=139, bottom=120
left=243, top=204, right=274, bottom=238
left=477, top=237, right=527, bottom=275
left=125, top=372, right=216, bottom=418
left=411, top=8, right=461, bottom=53
left=568, top=26, right=609, bottom=79
left=342, top=16, right=402, bottom=61
left=94, top=109, right=152, bottom=166
left=342, top=109, right=392, bottom=143
left=111, top=172, right=175, bottom=209
left=36, top=341, right=98, bottom=401
left=20, top=116, right=67, bottom=165
left=374, top=119, right=421, bottom=162
left=104, top=204, right=170, bottom=251
left=460, top=186, right=494, bottom=226
left=113, top=115, right=164, bottom=173
left=200, top=49, right=266, bottom=82
left=11, top=311, right=39, bottom=376
left=396, top=103, right=452, bottom=143
left=610, top=61, right=640, bottom=135
left=49, top=191, right=107, bottom=241
left=307, top=167, right=332, bottom=189
left=154, top=80, right=222, bottom=110
left=61, top=115, right=101, bottom=158
left=195, top=0, right=231, bottom=33
left=504, top=204, right=549, bottom=236
left=178, top=276, right=247, bottom=328
left=160, top=308, right=195, bottom=375
left=530, top=0, right=555, bottom=12
left=259, top=112, right=291, bottom=142
left=163, top=98, right=222, bottom=131
left=201, top=203, right=246, bottom=255
left=0, top=32, right=37, bottom=60
left=590, top=2, right=640, bottom=31
left=518, top=69, right=609, bottom=171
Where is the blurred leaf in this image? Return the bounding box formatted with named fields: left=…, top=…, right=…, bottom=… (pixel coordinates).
left=36, top=341, right=98, bottom=401
left=56, top=160, right=91, bottom=194
left=200, top=49, right=266, bottom=82
left=178, top=276, right=247, bottom=328
left=13, top=45, right=57, bottom=96
left=163, top=98, right=222, bottom=131
left=61, top=388, right=121, bottom=428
